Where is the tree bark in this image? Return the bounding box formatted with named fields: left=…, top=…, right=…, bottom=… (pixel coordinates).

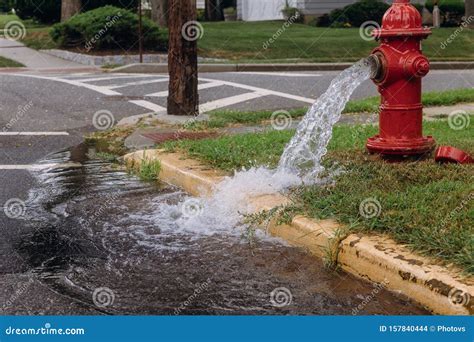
left=61, top=0, right=82, bottom=22
left=167, top=0, right=199, bottom=116
left=466, top=0, right=474, bottom=28
left=150, top=0, right=169, bottom=27
left=205, top=0, right=222, bottom=21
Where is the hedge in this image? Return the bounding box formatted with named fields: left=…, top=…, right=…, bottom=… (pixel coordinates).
left=15, top=0, right=139, bottom=24
left=50, top=6, right=167, bottom=52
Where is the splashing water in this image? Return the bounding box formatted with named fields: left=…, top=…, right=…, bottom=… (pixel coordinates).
left=278, top=59, right=373, bottom=181
left=167, top=59, right=373, bottom=234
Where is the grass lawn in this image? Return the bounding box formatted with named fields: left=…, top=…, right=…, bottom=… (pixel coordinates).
left=162, top=118, right=474, bottom=273
left=20, top=27, right=57, bottom=50
left=185, top=88, right=474, bottom=130
left=0, top=13, right=17, bottom=29
left=0, top=56, right=24, bottom=67
left=199, top=21, right=474, bottom=62
left=0, top=14, right=57, bottom=50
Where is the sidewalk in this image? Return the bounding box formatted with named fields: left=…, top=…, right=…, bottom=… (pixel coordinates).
left=0, top=38, right=97, bottom=71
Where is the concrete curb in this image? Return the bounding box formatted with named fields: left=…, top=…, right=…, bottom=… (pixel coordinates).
left=124, top=149, right=474, bottom=315
left=109, top=61, right=474, bottom=74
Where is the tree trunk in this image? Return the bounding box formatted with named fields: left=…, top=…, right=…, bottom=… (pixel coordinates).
left=466, top=0, right=474, bottom=28
left=167, top=0, right=199, bottom=116
left=61, top=0, right=81, bottom=22
left=205, top=0, right=222, bottom=21
left=150, top=0, right=169, bottom=27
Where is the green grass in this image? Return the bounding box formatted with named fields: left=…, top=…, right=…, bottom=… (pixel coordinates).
left=184, top=88, right=474, bottom=130
left=199, top=22, right=474, bottom=62
left=127, top=158, right=161, bottom=182
left=8, top=17, right=474, bottom=61
left=0, top=14, right=57, bottom=49
left=0, top=14, right=18, bottom=29
left=0, top=56, right=24, bottom=67
left=20, top=27, right=58, bottom=50
left=164, top=129, right=295, bottom=171
left=163, top=118, right=473, bottom=273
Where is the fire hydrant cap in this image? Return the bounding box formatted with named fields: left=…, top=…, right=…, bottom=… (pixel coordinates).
left=373, top=0, right=431, bottom=38
left=435, top=146, right=474, bottom=164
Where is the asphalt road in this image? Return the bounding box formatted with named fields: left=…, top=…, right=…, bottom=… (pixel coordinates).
left=1, top=68, right=474, bottom=225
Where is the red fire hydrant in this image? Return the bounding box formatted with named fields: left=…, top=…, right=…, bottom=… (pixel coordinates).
left=367, top=0, right=435, bottom=156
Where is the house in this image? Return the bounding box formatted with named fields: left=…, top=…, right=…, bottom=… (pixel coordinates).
left=236, top=0, right=426, bottom=22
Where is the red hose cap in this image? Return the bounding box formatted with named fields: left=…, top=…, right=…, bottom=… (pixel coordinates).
left=435, top=146, right=474, bottom=164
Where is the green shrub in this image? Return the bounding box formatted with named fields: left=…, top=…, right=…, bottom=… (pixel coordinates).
left=425, top=0, right=464, bottom=13
left=15, top=0, right=61, bottom=23
left=50, top=6, right=167, bottom=52
left=0, top=0, right=12, bottom=13
left=325, top=0, right=389, bottom=27
left=425, top=0, right=465, bottom=26
left=412, top=3, right=424, bottom=14
left=15, top=0, right=138, bottom=24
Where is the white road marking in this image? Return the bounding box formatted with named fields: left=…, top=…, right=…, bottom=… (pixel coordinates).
left=7, top=74, right=122, bottom=96
left=107, top=78, right=170, bottom=89
left=0, top=132, right=69, bottom=136
left=146, top=81, right=225, bottom=97
left=128, top=100, right=166, bottom=112
left=199, top=76, right=315, bottom=104
left=199, top=92, right=265, bottom=114
left=77, top=75, right=156, bottom=83
left=231, top=72, right=321, bottom=77
left=0, top=163, right=81, bottom=170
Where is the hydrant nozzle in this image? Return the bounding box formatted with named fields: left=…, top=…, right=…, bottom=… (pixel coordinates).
left=366, top=0, right=436, bottom=156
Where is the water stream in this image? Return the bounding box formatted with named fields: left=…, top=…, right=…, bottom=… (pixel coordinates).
left=278, top=59, right=373, bottom=180
left=174, top=58, right=373, bottom=234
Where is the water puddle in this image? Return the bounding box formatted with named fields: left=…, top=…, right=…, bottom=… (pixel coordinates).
left=6, top=146, right=429, bottom=315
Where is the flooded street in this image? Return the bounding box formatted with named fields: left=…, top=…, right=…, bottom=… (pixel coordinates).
left=0, top=145, right=429, bottom=315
